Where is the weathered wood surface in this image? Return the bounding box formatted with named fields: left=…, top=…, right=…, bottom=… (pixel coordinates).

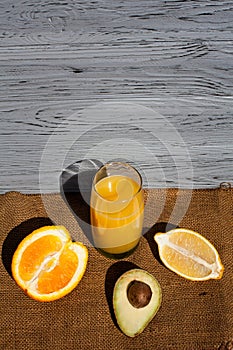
left=0, top=0, right=233, bottom=193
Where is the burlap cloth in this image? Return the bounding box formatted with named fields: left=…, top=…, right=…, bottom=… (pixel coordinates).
left=0, top=187, right=232, bottom=350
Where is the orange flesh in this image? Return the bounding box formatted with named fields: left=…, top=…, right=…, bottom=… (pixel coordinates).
left=162, top=245, right=212, bottom=278
left=37, top=247, right=79, bottom=294
left=169, top=231, right=216, bottom=264
left=18, top=235, right=79, bottom=294
left=19, top=235, right=63, bottom=281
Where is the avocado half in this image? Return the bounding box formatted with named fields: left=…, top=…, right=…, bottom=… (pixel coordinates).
left=113, top=269, right=162, bottom=337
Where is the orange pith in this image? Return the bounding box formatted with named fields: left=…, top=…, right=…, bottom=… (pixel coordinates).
left=12, top=226, right=88, bottom=301
left=154, top=228, right=224, bottom=281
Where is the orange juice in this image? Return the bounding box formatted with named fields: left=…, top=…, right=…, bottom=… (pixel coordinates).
left=90, top=174, right=144, bottom=256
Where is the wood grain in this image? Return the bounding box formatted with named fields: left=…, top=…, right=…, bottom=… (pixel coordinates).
left=0, top=0, right=232, bottom=192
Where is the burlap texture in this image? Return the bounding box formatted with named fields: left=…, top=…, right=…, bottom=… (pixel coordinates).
left=0, top=188, right=232, bottom=350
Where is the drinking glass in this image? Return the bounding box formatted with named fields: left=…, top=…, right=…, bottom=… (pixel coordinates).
left=90, top=162, right=144, bottom=259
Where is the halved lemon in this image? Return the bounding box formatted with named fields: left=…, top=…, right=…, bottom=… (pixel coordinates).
left=12, top=226, right=88, bottom=301
left=154, top=228, right=224, bottom=281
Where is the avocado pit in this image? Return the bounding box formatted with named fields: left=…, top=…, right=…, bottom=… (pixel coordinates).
left=127, top=280, right=152, bottom=308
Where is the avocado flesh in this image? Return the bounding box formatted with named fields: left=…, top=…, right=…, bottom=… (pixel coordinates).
left=113, top=269, right=162, bottom=337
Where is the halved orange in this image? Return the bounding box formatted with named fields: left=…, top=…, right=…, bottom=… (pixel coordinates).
left=154, top=228, right=224, bottom=281
left=12, top=226, right=88, bottom=301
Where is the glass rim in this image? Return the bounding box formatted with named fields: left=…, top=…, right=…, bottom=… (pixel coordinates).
left=92, top=161, right=143, bottom=205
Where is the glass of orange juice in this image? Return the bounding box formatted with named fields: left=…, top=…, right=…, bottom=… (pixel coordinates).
left=90, top=162, right=144, bottom=259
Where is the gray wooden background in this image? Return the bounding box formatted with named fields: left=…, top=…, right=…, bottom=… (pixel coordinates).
left=0, top=0, right=233, bottom=193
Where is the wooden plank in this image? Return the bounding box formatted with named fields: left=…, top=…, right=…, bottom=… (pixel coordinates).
left=0, top=0, right=232, bottom=193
